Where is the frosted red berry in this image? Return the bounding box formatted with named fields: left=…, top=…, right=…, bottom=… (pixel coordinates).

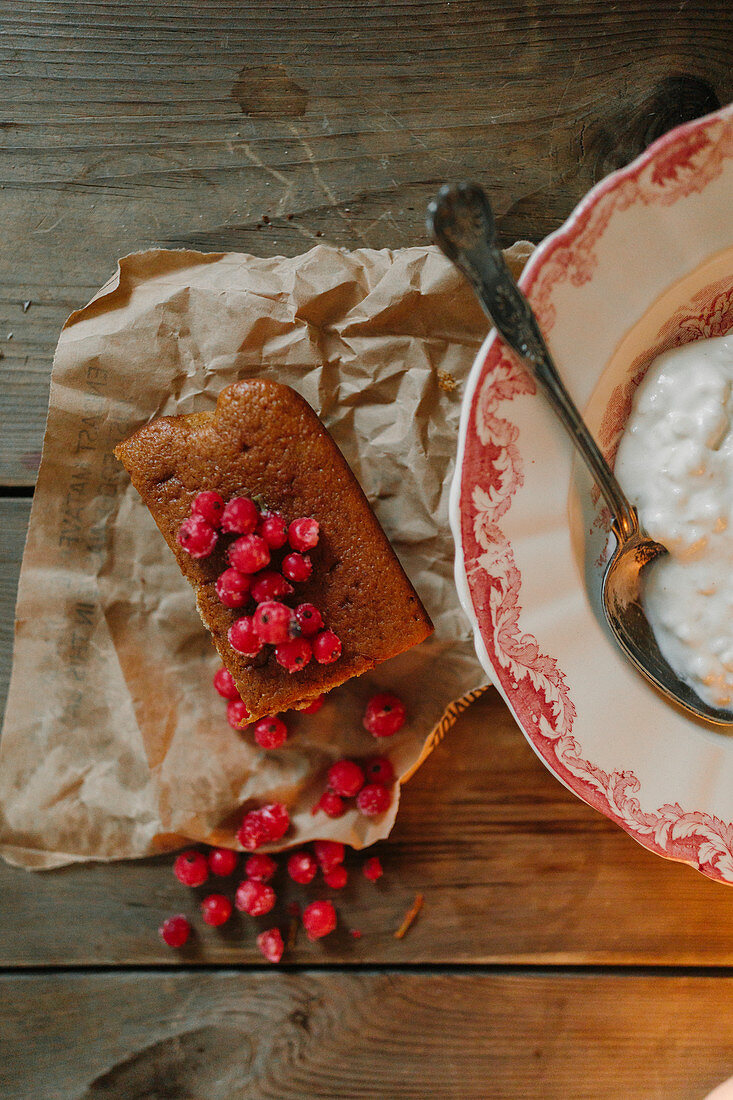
left=221, top=496, right=259, bottom=535
left=301, top=694, right=325, bottom=714
left=287, top=850, right=318, bottom=885
left=251, top=570, right=294, bottom=603
left=323, top=865, right=348, bottom=890
left=235, top=879, right=276, bottom=916
left=288, top=517, right=319, bottom=553
left=159, top=914, right=191, bottom=948
left=356, top=783, right=392, bottom=817
left=226, top=699, right=251, bottom=729
left=362, top=856, right=383, bottom=882
left=191, top=490, right=225, bottom=527
left=327, top=760, right=365, bottom=798
left=313, top=630, right=342, bottom=665
left=229, top=534, right=270, bottom=574
left=208, top=847, right=238, bottom=876
left=363, top=692, right=406, bottom=737
left=177, top=515, right=218, bottom=559
left=216, top=567, right=251, bottom=609
left=282, top=552, right=312, bottom=583
left=295, top=603, right=324, bottom=636
left=364, top=756, right=395, bottom=785
left=302, top=900, right=337, bottom=941
left=313, top=840, right=345, bottom=872
left=314, top=791, right=345, bottom=818
left=173, top=849, right=209, bottom=887
left=253, top=715, right=288, bottom=750
left=257, top=927, right=284, bottom=963
left=258, top=512, right=288, bottom=550
left=201, top=893, right=233, bottom=927
left=228, top=616, right=262, bottom=657
left=275, top=637, right=312, bottom=673
left=238, top=803, right=290, bottom=850
left=254, top=601, right=295, bottom=645
left=245, top=853, right=277, bottom=882
left=213, top=665, right=240, bottom=701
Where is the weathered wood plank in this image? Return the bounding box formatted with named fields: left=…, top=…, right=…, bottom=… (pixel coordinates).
left=1, top=0, right=731, bottom=481
left=3, top=498, right=733, bottom=966
left=1, top=970, right=732, bottom=1099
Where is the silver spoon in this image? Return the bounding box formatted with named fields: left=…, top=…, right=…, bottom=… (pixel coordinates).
left=428, top=181, right=733, bottom=726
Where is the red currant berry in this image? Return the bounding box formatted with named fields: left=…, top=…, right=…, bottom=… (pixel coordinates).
left=363, top=692, right=406, bottom=737
left=288, top=517, right=319, bottom=552
left=226, top=699, right=250, bottom=729
left=362, top=856, right=383, bottom=882
left=221, top=496, right=259, bottom=535
left=254, top=601, right=295, bottom=645
left=356, top=783, right=392, bottom=817
left=258, top=512, right=288, bottom=549
left=287, top=850, right=318, bottom=884
left=295, top=603, right=324, bottom=636
left=176, top=515, right=218, bottom=559
left=327, top=760, right=365, bottom=798
left=257, top=927, right=284, bottom=963
left=301, top=694, right=325, bottom=714
left=314, top=791, right=345, bottom=818
left=238, top=803, right=290, bottom=850
left=228, top=616, right=262, bottom=657
left=312, top=630, right=342, bottom=665
left=235, top=879, right=276, bottom=916
left=275, top=637, right=312, bottom=673
left=159, top=914, right=191, bottom=948
left=364, top=756, right=395, bottom=785
left=213, top=666, right=240, bottom=701
left=251, top=570, right=294, bottom=603
left=191, top=490, right=225, bottom=527
left=253, top=715, right=288, bottom=750
left=313, top=840, right=345, bottom=872
left=245, top=853, right=277, bottom=881
left=215, top=568, right=251, bottom=609
left=323, top=865, right=348, bottom=889
left=201, top=893, right=233, bottom=927
left=258, top=802, right=290, bottom=842
left=207, top=847, right=238, bottom=876
left=229, top=534, right=270, bottom=574
left=282, top=552, right=312, bottom=583
left=302, top=900, right=337, bottom=941
left=173, top=849, right=209, bottom=887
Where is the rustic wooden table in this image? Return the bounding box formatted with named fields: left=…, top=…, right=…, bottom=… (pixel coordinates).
left=2, top=2, right=733, bottom=1097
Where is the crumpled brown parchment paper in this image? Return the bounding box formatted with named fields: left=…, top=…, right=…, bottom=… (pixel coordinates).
left=0, top=241, right=532, bottom=869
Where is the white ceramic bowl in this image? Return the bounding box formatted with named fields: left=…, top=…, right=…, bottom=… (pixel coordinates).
left=451, top=104, right=733, bottom=884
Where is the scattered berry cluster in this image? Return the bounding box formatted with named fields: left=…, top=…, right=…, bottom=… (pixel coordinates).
left=313, top=756, right=395, bottom=819
left=177, top=491, right=341, bottom=675
left=159, top=840, right=384, bottom=961
left=311, top=691, right=407, bottom=818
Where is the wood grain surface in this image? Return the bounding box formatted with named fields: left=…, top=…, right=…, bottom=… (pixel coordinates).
left=2, top=970, right=733, bottom=1099
left=2, top=498, right=733, bottom=967
left=3, top=1, right=733, bottom=1094
left=1, top=0, right=731, bottom=483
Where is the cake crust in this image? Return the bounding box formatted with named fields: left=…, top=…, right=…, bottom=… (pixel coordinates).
left=114, top=379, right=433, bottom=720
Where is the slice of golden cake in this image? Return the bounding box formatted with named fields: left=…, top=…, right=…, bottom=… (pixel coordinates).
left=115, top=378, right=433, bottom=722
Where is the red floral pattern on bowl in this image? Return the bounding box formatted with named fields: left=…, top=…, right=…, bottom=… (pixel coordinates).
left=452, top=104, right=733, bottom=884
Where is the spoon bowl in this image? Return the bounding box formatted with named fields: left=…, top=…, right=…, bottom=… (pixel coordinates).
left=428, top=181, right=733, bottom=726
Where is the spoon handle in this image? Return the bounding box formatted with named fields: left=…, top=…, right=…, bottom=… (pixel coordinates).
left=427, top=182, right=639, bottom=541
